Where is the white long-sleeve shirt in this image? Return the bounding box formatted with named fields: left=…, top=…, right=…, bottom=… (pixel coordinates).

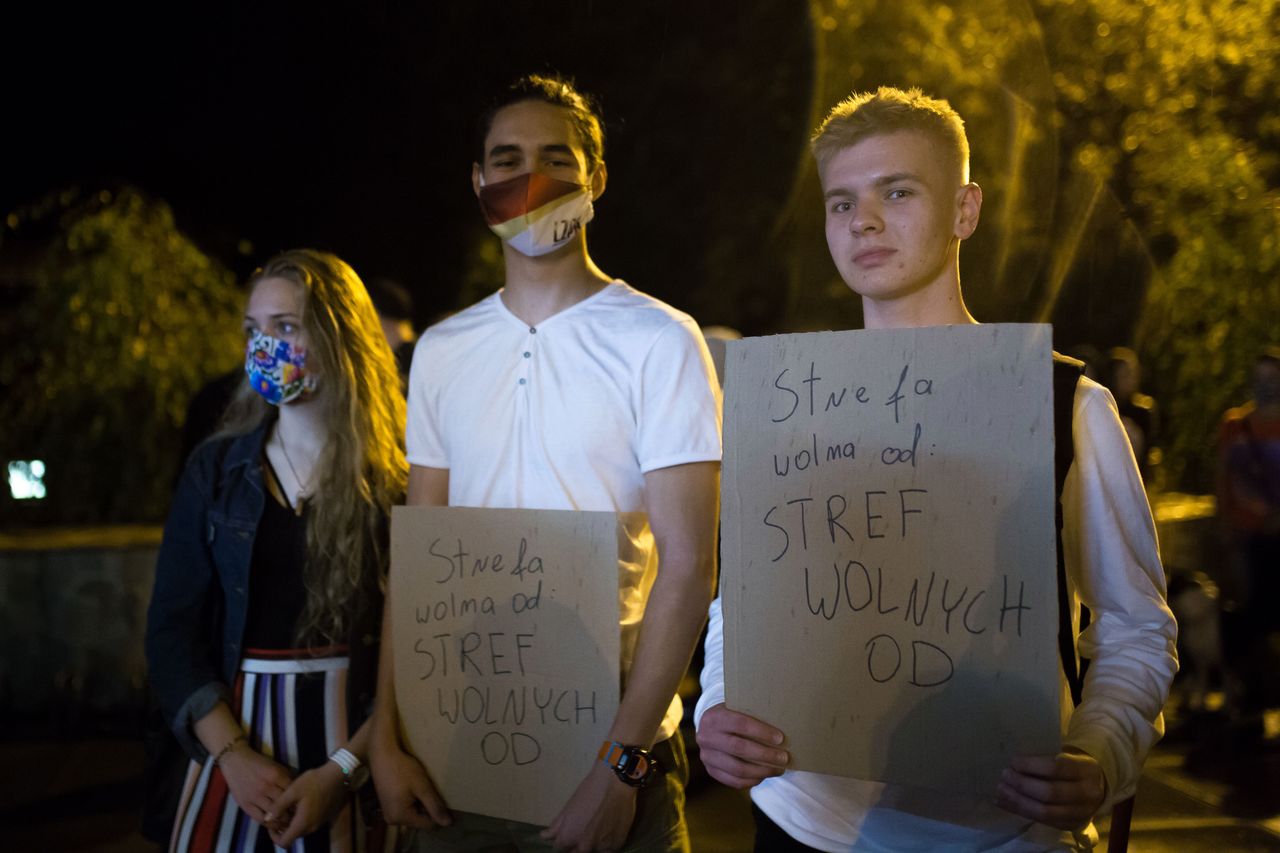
left=696, top=377, right=1178, bottom=852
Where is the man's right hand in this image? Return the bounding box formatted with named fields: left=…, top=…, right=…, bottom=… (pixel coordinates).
left=696, top=703, right=789, bottom=789
left=369, top=741, right=452, bottom=830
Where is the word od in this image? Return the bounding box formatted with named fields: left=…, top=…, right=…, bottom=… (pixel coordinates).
left=771, top=362, right=933, bottom=425
left=863, top=635, right=954, bottom=687
left=763, top=489, right=929, bottom=561
left=480, top=731, right=540, bottom=767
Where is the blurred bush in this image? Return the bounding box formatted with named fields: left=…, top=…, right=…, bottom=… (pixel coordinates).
left=0, top=186, right=243, bottom=525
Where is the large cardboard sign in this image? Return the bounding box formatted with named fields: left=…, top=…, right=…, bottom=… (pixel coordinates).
left=391, top=506, right=622, bottom=825
left=722, top=324, right=1060, bottom=791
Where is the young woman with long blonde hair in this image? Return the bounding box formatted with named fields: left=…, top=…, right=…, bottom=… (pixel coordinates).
left=147, top=249, right=406, bottom=852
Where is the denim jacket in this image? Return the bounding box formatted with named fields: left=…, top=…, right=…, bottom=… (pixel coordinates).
left=145, top=422, right=269, bottom=760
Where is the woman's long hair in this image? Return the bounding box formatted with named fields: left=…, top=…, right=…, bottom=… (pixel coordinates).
left=219, top=249, right=408, bottom=644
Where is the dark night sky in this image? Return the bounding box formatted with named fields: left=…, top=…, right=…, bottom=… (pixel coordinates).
left=3, top=3, right=814, bottom=329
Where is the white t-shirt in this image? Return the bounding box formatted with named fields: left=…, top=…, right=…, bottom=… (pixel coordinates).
left=695, top=377, right=1177, bottom=852
left=408, top=281, right=723, bottom=739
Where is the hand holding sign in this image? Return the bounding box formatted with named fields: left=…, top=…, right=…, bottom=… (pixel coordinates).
left=695, top=703, right=789, bottom=789
left=540, top=761, right=638, bottom=851
left=997, top=750, right=1107, bottom=830
left=368, top=737, right=451, bottom=830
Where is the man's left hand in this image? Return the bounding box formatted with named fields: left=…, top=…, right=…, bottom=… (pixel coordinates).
left=996, top=749, right=1107, bottom=830
left=540, top=761, right=638, bottom=852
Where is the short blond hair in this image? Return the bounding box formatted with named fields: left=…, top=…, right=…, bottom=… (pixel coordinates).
left=811, top=87, right=970, bottom=182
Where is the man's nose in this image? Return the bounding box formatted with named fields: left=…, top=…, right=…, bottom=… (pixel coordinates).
left=851, top=203, right=882, bottom=234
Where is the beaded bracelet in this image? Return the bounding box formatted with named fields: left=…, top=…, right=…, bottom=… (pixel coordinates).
left=213, top=733, right=247, bottom=766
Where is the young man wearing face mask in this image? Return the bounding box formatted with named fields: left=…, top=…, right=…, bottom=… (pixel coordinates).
left=368, top=74, right=722, bottom=852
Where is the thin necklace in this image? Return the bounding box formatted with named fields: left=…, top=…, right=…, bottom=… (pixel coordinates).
left=277, top=427, right=312, bottom=512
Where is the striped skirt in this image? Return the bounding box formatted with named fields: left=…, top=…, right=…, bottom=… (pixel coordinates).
left=170, top=650, right=367, bottom=853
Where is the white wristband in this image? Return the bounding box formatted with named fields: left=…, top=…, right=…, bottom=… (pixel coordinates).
left=328, top=747, right=360, bottom=787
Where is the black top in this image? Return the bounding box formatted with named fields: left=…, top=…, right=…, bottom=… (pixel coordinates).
left=241, top=458, right=308, bottom=650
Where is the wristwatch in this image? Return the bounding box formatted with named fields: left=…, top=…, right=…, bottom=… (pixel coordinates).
left=328, top=747, right=370, bottom=790
left=598, top=740, right=662, bottom=788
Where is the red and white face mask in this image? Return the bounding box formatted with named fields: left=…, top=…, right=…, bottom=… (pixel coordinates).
left=477, top=172, right=595, bottom=257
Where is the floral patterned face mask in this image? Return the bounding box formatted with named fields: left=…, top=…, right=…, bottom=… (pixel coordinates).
left=244, top=330, right=315, bottom=405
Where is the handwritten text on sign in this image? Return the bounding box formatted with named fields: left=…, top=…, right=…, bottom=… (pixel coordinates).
left=391, top=506, right=621, bottom=825
left=722, top=325, right=1060, bottom=792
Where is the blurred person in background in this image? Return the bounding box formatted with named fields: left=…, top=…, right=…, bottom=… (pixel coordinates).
left=700, top=324, right=742, bottom=389
left=366, top=276, right=418, bottom=385
left=1104, top=346, right=1160, bottom=485
left=1216, top=345, right=1280, bottom=732
left=1067, top=343, right=1103, bottom=383
left=146, top=249, right=406, bottom=852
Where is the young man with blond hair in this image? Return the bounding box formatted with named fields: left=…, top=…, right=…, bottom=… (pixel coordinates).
left=695, top=87, right=1176, bottom=851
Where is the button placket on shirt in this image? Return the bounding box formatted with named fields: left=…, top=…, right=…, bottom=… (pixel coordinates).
left=518, top=326, right=537, bottom=387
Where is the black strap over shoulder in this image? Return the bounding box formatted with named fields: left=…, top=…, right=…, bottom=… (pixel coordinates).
left=1052, top=353, right=1086, bottom=706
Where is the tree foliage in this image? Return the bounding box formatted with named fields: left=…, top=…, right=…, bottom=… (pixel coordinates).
left=0, top=187, right=243, bottom=524
left=1037, top=0, right=1280, bottom=489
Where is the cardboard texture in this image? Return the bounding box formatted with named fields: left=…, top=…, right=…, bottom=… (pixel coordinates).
left=391, top=506, right=622, bottom=824
left=721, top=324, right=1060, bottom=792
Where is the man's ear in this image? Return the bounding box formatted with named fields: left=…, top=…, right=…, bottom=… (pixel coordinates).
left=471, top=163, right=483, bottom=199
left=954, top=182, right=982, bottom=239
left=590, top=162, right=608, bottom=201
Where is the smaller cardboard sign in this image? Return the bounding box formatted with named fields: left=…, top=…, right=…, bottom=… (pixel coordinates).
left=391, top=506, right=622, bottom=825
